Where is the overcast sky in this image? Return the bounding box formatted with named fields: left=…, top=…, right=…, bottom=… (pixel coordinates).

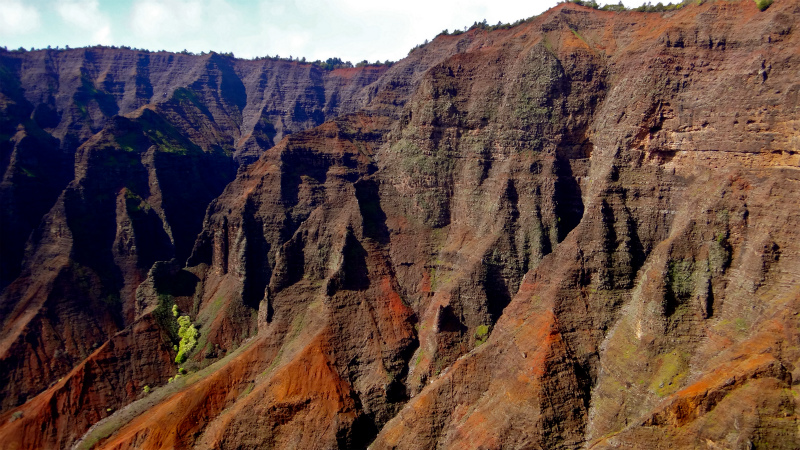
left=0, top=0, right=648, bottom=63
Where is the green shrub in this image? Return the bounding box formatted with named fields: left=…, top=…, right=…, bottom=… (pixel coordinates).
left=175, top=315, right=198, bottom=364
left=754, top=0, right=773, bottom=10
left=475, top=324, right=490, bottom=345
left=143, top=385, right=150, bottom=394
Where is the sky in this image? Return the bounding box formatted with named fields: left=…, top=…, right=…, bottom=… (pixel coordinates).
left=0, top=0, right=648, bottom=63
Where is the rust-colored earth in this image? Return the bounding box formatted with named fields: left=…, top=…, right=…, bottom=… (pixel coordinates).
left=1, top=1, right=800, bottom=449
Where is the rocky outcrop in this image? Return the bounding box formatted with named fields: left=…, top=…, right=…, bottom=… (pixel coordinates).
left=0, top=48, right=389, bottom=291
left=0, top=51, right=398, bottom=417
left=0, top=313, right=173, bottom=450
left=2, top=1, right=800, bottom=449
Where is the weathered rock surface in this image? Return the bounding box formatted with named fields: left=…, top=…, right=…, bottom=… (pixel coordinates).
left=2, top=1, right=800, bottom=449
left=0, top=49, right=389, bottom=291
left=0, top=50, right=395, bottom=422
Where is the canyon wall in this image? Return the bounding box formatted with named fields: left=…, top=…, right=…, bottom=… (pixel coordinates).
left=1, top=1, right=799, bottom=449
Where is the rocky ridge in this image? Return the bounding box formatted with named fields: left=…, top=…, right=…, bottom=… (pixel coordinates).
left=1, top=1, right=800, bottom=449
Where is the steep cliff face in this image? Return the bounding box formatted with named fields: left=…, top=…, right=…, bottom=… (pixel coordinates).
left=369, top=3, right=800, bottom=448
left=0, top=49, right=389, bottom=291
left=2, top=1, right=800, bottom=449
left=0, top=37, right=471, bottom=450
left=0, top=313, right=174, bottom=450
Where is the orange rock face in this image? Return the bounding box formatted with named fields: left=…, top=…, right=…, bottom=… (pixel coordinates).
left=2, top=1, right=800, bottom=449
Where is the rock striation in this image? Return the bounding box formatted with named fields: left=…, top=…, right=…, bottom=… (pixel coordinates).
left=1, top=1, right=800, bottom=449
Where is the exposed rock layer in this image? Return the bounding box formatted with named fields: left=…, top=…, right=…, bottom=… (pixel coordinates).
left=1, top=1, right=800, bottom=449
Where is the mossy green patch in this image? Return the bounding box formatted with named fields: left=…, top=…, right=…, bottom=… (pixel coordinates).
left=135, top=107, right=202, bottom=155
left=709, top=232, right=731, bottom=273
left=288, top=309, right=307, bottom=343
left=716, top=317, right=750, bottom=339
left=261, top=346, right=284, bottom=378
left=475, top=324, right=490, bottom=345
left=196, top=295, right=225, bottom=344
left=667, top=259, right=694, bottom=298
left=124, top=189, right=152, bottom=214
left=650, top=350, right=689, bottom=397
left=19, top=166, right=36, bottom=178
left=115, top=131, right=141, bottom=153
left=73, top=74, right=118, bottom=118
left=238, top=382, right=255, bottom=400
left=171, top=87, right=202, bottom=107
left=426, top=252, right=454, bottom=291
left=734, top=317, right=748, bottom=334
left=569, top=28, right=589, bottom=46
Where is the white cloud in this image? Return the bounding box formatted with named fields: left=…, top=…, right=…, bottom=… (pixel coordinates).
left=56, top=0, right=113, bottom=44
left=248, top=0, right=556, bottom=62
left=0, top=0, right=42, bottom=36
left=129, top=0, right=250, bottom=54
left=130, top=0, right=203, bottom=39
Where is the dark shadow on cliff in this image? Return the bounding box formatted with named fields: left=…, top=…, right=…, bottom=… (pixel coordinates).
left=553, top=158, right=584, bottom=242
left=341, top=230, right=370, bottom=291
left=354, top=178, right=390, bottom=245
left=242, top=200, right=272, bottom=309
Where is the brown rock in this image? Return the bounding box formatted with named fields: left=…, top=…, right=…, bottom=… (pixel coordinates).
left=2, top=1, right=800, bottom=449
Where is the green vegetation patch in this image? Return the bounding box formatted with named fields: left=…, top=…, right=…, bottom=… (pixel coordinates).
left=124, top=189, right=151, bottom=214
left=261, top=346, right=285, bottom=378
left=569, top=28, right=589, bottom=46
left=709, top=232, right=732, bottom=273
left=73, top=74, right=118, bottom=118
left=667, top=259, right=694, bottom=298
left=114, top=131, right=142, bottom=153
left=565, top=0, right=691, bottom=12
left=194, top=296, right=224, bottom=356
left=19, top=166, right=36, bottom=178
left=754, top=0, right=773, bottom=10
left=734, top=317, right=748, bottom=334
left=650, top=350, right=689, bottom=397
left=171, top=87, right=201, bottom=106
left=475, top=324, right=490, bottom=345
left=136, top=105, right=201, bottom=154
left=175, top=315, right=198, bottom=364
left=238, top=382, right=255, bottom=400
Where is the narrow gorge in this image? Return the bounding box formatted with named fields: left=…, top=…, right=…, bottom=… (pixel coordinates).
left=1, top=1, right=799, bottom=448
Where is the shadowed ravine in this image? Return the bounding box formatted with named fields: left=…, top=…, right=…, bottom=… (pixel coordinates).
left=1, top=2, right=800, bottom=449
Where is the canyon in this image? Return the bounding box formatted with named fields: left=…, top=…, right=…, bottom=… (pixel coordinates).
left=1, top=1, right=799, bottom=449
